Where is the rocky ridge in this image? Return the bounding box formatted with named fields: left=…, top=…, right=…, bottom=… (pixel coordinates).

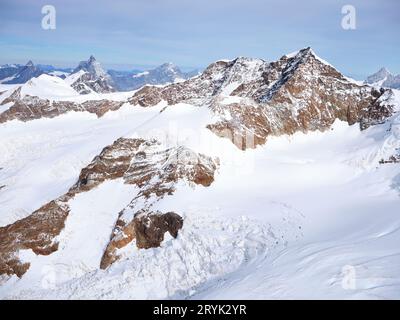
left=129, top=47, right=396, bottom=149
left=0, top=87, right=124, bottom=122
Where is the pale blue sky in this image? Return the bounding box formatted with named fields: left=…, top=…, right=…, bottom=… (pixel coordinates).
left=0, top=0, right=399, bottom=78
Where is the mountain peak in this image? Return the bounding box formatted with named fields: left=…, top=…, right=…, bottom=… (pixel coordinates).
left=152, top=62, right=183, bottom=77
left=377, top=67, right=391, bottom=76
left=161, top=62, right=175, bottom=67
left=73, top=55, right=107, bottom=77
left=282, top=47, right=315, bottom=62
left=25, top=60, right=34, bottom=67
left=158, top=62, right=179, bottom=71
left=366, top=67, right=393, bottom=85
left=68, top=55, right=114, bottom=94
left=299, top=46, right=312, bottom=54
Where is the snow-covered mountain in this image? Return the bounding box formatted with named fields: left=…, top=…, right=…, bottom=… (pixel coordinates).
left=366, top=67, right=400, bottom=89
left=0, top=64, right=24, bottom=83
left=66, top=55, right=116, bottom=94
left=108, top=62, right=199, bottom=91
left=0, top=61, right=43, bottom=84
left=0, top=61, right=72, bottom=84
left=0, top=59, right=199, bottom=93
left=0, top=47, right=400, bottom=299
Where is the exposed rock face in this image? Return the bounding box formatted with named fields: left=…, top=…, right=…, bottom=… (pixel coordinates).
left=128, top=48, right=395, bottom=149
left=68, top=56, right=115, bottom=94
left=134, top=211, right=183, bottom=249
left=99, top=142, right=218, bottom=269
left=0, top=88, right=124, bottom=123
left=99, top=210, right=184, bottom=269
left=128, top=58, right=262, bottom=107
left=71, top=72, right=115, bottom=94
left=0, top=138, right=218, bottom=277
left=379, top=154, right=400, bottom=164
left=0, top=200, right=69, bottom=277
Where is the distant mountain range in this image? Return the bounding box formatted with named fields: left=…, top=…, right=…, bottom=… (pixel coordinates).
left=366, top=67, right=400, bottom=89
left=0, top=57, right=199, bottom=93
left=108, top=62, right=199, bottom=91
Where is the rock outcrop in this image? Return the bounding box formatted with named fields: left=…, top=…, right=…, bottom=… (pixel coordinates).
left=0, top=88, right=124, bottom=123
left=100, top=143, right=217, bottom=268
left=68, top=55, right=115, bottom=94
left=0, top=138, right=218, bottom=277
left=0, top=200, right=69, bottom=277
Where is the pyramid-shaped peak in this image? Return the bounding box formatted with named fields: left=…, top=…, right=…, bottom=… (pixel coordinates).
left=299, top=46, right=312, bottom=53
left=72, top=55, right=108, bottom=78
left=377, top=67, right=391, bottom=75
left=284, top=47, right=336, bottom=70
left=294, top=47, right=316, bottom=59
left=25, top=60, right=34, bottom=67
left=283, top=47, right=314, bottom=60
left=366, top=67, right=393, bottom=84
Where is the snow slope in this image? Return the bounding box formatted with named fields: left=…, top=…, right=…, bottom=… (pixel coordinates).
left=20, top=75, right=78, bottom=99
left=0, top=86, right=400, bottom=299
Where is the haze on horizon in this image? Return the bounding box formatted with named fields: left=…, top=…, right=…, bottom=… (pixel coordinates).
left=0, top=0, right=399, bottom=79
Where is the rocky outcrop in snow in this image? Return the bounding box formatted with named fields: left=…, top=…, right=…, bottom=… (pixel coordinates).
left=100, top=142, right=218, bottom=268
left=0, top=200, right=69, bottom=277
left=68, top=56, right=115, bottom=94
left=0, top=87, right=124, bottom=122
left=0, top=138, right=218, bottom=277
